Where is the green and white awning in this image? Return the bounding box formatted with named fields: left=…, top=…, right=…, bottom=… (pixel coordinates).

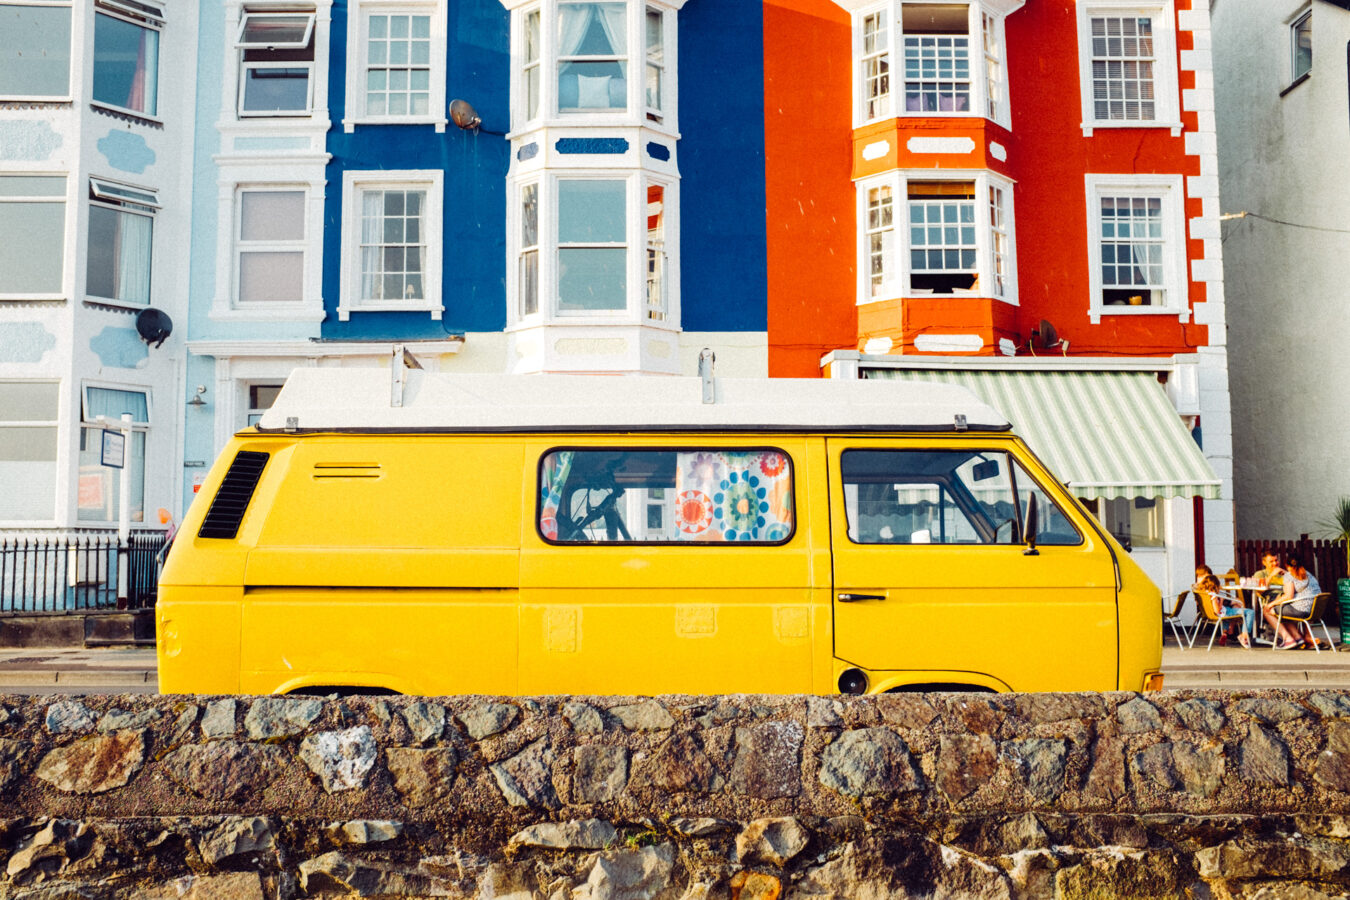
left=864, top=368, right=1222, bottom=501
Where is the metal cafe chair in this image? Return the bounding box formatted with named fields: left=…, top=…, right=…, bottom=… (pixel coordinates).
left=1193, top=589, right=1249, bottom=651
left=1272, top=592, right=1339, bottom=653
left=1164, top=591, right=1191, bottom=649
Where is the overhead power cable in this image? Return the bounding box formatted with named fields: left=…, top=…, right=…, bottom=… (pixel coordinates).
left=1219, top=210, right=1350, bottom=235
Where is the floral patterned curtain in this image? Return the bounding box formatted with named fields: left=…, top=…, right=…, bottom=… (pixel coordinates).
left=539, top=451, right=575, bottom=540
left=673, top=450, right=793, bottom=542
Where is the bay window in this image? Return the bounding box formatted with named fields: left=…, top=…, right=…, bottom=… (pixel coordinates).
left=858, top=171, right=1015, bottom=303
left=1075, top=2, right=1179, bottom=132
left=1085, top=174, right=1187, bottom=322
left=93, top=0, right=162, bottom=118
left=509, top=173, right=678, bottom=323
left=508, top=0, right=681, bottom=127
left=0, top=2, right=72, bottom=99
left=851, top=1, right=1011, bottom=127
left=86, top=177, right=156, bottom=307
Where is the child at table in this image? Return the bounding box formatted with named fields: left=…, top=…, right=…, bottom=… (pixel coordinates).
left=1199, top=573, right=1253, bottom=648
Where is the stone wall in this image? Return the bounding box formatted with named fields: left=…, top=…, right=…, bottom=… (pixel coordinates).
left=3, top=690, right=1350, bottom=898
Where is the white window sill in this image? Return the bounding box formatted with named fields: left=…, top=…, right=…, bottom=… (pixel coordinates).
left=338, top=302, right=443, bottom=321
left=1090, top=305, right=1190, bottom=324
left=83, top=296, right=150, bottom=312
left=210, top=304, right=327, bottom=323
left=1081, top=120, right=1184, bottom=137
left=0, top=294, right=66, bottom=303
left=90, top=101, right=163, bottom=127
left=343, top=116, right=447, bottom=133
left=238, top=110, right=316, bottom=119
left=0, top=95, right=72, bottom=104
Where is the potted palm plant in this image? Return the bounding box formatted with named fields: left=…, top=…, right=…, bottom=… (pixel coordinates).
left=1324, top=497, right=1350, bottom=645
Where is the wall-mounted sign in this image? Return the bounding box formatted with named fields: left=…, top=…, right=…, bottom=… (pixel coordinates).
left=101, top=429, right=126, bottom=469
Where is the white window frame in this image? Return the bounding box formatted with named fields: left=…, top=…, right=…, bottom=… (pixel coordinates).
left=342, top=0, right=447, bottom=132
left=1075, top=1, right=1180, bottom=136
left=505, top=0, right=682, bottom=133
left=77, top=382, right=150, bottom=526
left=233, top=185, right=309, bottom=309
left=0, top=380, right=62, bottom=526
left=0, top=0, right=75, bottom=102
left=236, top=8, right=318, bottom=118
left=1289, top=6, right=1312, bottom=84
left=855, top=168, right=1017, bottom=306
left=85, top=175, right=157, bottom=309
left=506, top=169, right=680, bottom=326
left=517, top=180, right=540, bottom=320
left=644, top=175, right=668, bottom=321
left=338, top=169, right=444, bottom=321
left=1084, top=173, right=1188, bottom=324
left=90, top=0, right=164, bottom=121
left=849, top=1, right=1013, bottom=129
left=0, top=172, right=68, bottom=301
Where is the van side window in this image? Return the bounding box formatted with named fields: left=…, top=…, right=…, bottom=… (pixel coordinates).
left=840, top=449, right=1080, bottom=546
left=540, top=449, right=795, bottom=544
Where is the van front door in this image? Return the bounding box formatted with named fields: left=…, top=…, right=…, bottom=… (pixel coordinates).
left=827, top=440, right=1117, bottom=692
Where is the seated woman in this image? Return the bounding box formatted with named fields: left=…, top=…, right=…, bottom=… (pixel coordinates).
left=1263, top=555, right=1321, bottom=649
left=1199, top=574, right=1253, bottom=648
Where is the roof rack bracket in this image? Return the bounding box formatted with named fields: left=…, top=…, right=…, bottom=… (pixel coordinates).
left=699, top=348, right=716, bottom=404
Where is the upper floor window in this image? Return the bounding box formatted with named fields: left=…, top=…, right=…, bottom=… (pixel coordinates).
left=851, top=2, right=1008, bottom=127
left=0, top=175, right=66, bottom=298
left=93, top=0, right=163, bottom=118
left=858, top=171, right=1015, bottom=304
left=1084, top=173, right=1187, bottom=323
left=235, top=187, right=306, bottom=305
left=0, top=2, right=72, bottom=99
left=343, top=1, right=446, bottom=131
left=1290, top=8, right=1311, bottom=83
left=510, top=0, right=680, bottom=128
left=236, top=9, right=317, bottom=117
left=86, top=177, right=157, bottom=307
left=510, top=172, right=678, bottom=324
left=1075, top=2, right=1179, bottom=133
left=338, top=170, right=443, bottom=320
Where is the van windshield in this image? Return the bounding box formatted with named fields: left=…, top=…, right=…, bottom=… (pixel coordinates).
left=540, top=448, right=795, bottom=544
left=841, top=448, right=1080, bottom=545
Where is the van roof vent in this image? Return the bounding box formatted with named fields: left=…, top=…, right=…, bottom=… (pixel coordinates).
left=198, top=450, right=270, bottom=539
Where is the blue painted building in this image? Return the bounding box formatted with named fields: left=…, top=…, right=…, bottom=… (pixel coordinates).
left=183, top=0, right=772, bottom=507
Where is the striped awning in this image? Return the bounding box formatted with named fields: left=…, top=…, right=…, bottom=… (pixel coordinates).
left=863, top=368, right=1221, bottom=501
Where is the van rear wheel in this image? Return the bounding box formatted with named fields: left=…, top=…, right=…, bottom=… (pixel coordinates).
left=885, top=683, right=996, bottom=694
left=287, top=686, right=401, bottom=698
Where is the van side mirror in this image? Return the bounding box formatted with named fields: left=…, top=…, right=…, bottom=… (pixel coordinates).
left=1023, top=495, right=1039, bottom=556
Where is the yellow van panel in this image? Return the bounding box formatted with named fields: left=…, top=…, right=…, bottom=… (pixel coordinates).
left=156, top=587, right=242, bottom=695
left=239, top=588, right=518, bottom=696
left=244, top=548, right=518, bottom=588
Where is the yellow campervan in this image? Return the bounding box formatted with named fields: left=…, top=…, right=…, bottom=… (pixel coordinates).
left=157, top=367, right=1163, bottom=696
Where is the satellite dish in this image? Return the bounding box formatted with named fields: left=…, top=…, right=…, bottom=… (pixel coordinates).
left=1033, top=319, right=1059, bottom=348
left=449, top=98, right=482, bottom=131
left=135, top=308, right=173, bottom=349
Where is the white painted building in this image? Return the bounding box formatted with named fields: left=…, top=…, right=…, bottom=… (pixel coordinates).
left=1213, top=0, right=1350, bottom=540
left=0, top=0, right=197, bottom=541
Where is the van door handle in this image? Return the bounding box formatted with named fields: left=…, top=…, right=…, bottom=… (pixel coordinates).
left=837, top=592, right=887, bottom=603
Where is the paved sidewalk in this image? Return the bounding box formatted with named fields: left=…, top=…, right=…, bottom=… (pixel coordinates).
left=0, top=644, right=1346, bottom=695
left=0, top=648, right=157, bottom=695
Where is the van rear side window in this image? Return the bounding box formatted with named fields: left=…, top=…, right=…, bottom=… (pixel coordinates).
left=539, top=448, right=795, bottom=544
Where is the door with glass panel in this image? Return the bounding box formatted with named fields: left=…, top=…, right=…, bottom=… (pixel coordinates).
left=519, top=440, right=819, bottom=694
left=828, top=439, right=1117, bottom=691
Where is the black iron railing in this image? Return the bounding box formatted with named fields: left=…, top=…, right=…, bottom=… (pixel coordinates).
left=0, top=530, right=167, bottom=614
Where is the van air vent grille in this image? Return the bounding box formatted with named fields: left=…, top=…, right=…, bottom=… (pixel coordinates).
left=198, top=450, right=269, bottom=539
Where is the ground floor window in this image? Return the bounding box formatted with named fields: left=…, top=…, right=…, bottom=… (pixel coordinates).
left=77, top=385, right=148, bottom=524
left=0, top=381, right=59, bottom=521
left=1082, top=495, right=1164, bottom=551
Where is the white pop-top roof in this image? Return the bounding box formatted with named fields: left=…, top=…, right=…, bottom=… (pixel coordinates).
left=255, top=369, right=1011, bottom=434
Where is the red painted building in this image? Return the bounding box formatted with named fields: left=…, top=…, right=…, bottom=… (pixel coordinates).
left=762, top=0, right=1235, bottom=603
